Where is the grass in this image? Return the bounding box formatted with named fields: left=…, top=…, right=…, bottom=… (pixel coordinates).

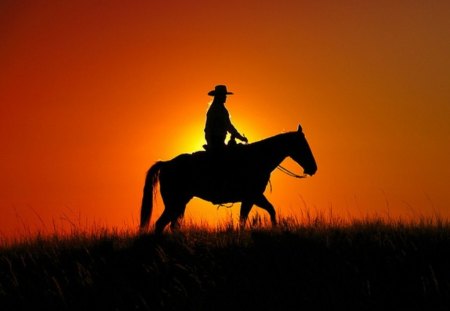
left=1, top=214, right=449, bottom=310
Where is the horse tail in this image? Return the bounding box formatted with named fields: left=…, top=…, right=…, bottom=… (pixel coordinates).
left=140, top=161, right=165, bottom=230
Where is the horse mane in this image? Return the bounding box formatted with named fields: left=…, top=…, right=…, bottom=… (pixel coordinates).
left=248, top=131, right=294, bottom=149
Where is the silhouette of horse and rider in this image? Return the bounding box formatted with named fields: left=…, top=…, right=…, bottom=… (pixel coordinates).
left=140, top=85, right=317, bottom=234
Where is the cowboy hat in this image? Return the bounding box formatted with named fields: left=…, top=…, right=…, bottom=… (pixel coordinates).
left=208, top=85, right=234, bottom=96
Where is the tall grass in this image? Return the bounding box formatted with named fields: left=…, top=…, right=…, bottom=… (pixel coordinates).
left=1, top=214, right=449, bottom=310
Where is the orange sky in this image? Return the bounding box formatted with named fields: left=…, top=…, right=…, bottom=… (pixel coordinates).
left=1, top=0, right=449, bottom=239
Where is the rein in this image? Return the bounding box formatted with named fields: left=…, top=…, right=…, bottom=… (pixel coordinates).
left=277, top=165, right=308, bottom=179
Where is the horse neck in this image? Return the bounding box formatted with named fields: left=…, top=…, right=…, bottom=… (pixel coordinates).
left=250, top=133, right=293, bottom=171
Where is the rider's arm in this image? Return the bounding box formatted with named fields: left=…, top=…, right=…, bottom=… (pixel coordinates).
left=226, top=114, right=247, bottom=142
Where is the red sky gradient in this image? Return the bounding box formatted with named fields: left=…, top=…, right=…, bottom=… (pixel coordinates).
left=1, top=1, right=449, bottom=239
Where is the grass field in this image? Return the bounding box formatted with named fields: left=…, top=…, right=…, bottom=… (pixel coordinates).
left=1, top=215, right=449, bottom=310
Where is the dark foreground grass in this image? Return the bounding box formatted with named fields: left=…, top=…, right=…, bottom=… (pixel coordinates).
left=1, top=217, right=449, bottom=310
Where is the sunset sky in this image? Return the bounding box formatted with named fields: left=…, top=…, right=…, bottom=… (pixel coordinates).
left=1, top=0, right=449, bottom=239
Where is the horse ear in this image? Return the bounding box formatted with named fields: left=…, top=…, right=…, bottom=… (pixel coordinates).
left=297, top=124, right=303, bottom=133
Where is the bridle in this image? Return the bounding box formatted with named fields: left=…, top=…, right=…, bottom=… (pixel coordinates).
left=277, top=165, right=308, bottom=179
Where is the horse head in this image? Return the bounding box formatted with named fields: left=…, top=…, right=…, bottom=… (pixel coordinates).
left=288, top=124, right=317, bottom=176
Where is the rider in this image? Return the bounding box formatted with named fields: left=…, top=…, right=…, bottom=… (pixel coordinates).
left=204, top=85, right=248, bottom=151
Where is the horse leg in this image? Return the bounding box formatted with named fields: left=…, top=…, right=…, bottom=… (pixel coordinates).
left=169, top=204, right=188, bottom=232
left=254, top=194, right=277, bottom=226
left=168, top=196, right=191, bottom=232
left=239, top=201, right=254, bottom=228
left=155, top=209, right=173, bottom=234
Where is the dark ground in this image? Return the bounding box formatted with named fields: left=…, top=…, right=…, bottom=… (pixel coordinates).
left=1, top=220, right=449, bottom=310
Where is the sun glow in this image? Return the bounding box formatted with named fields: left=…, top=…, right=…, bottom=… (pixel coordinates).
left=173, top=122, right=207, bottom=154
left=170, top=99, right=264, bottom=156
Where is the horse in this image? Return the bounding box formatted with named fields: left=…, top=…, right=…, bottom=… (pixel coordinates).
left=140, top=124, right=317, bottom=234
